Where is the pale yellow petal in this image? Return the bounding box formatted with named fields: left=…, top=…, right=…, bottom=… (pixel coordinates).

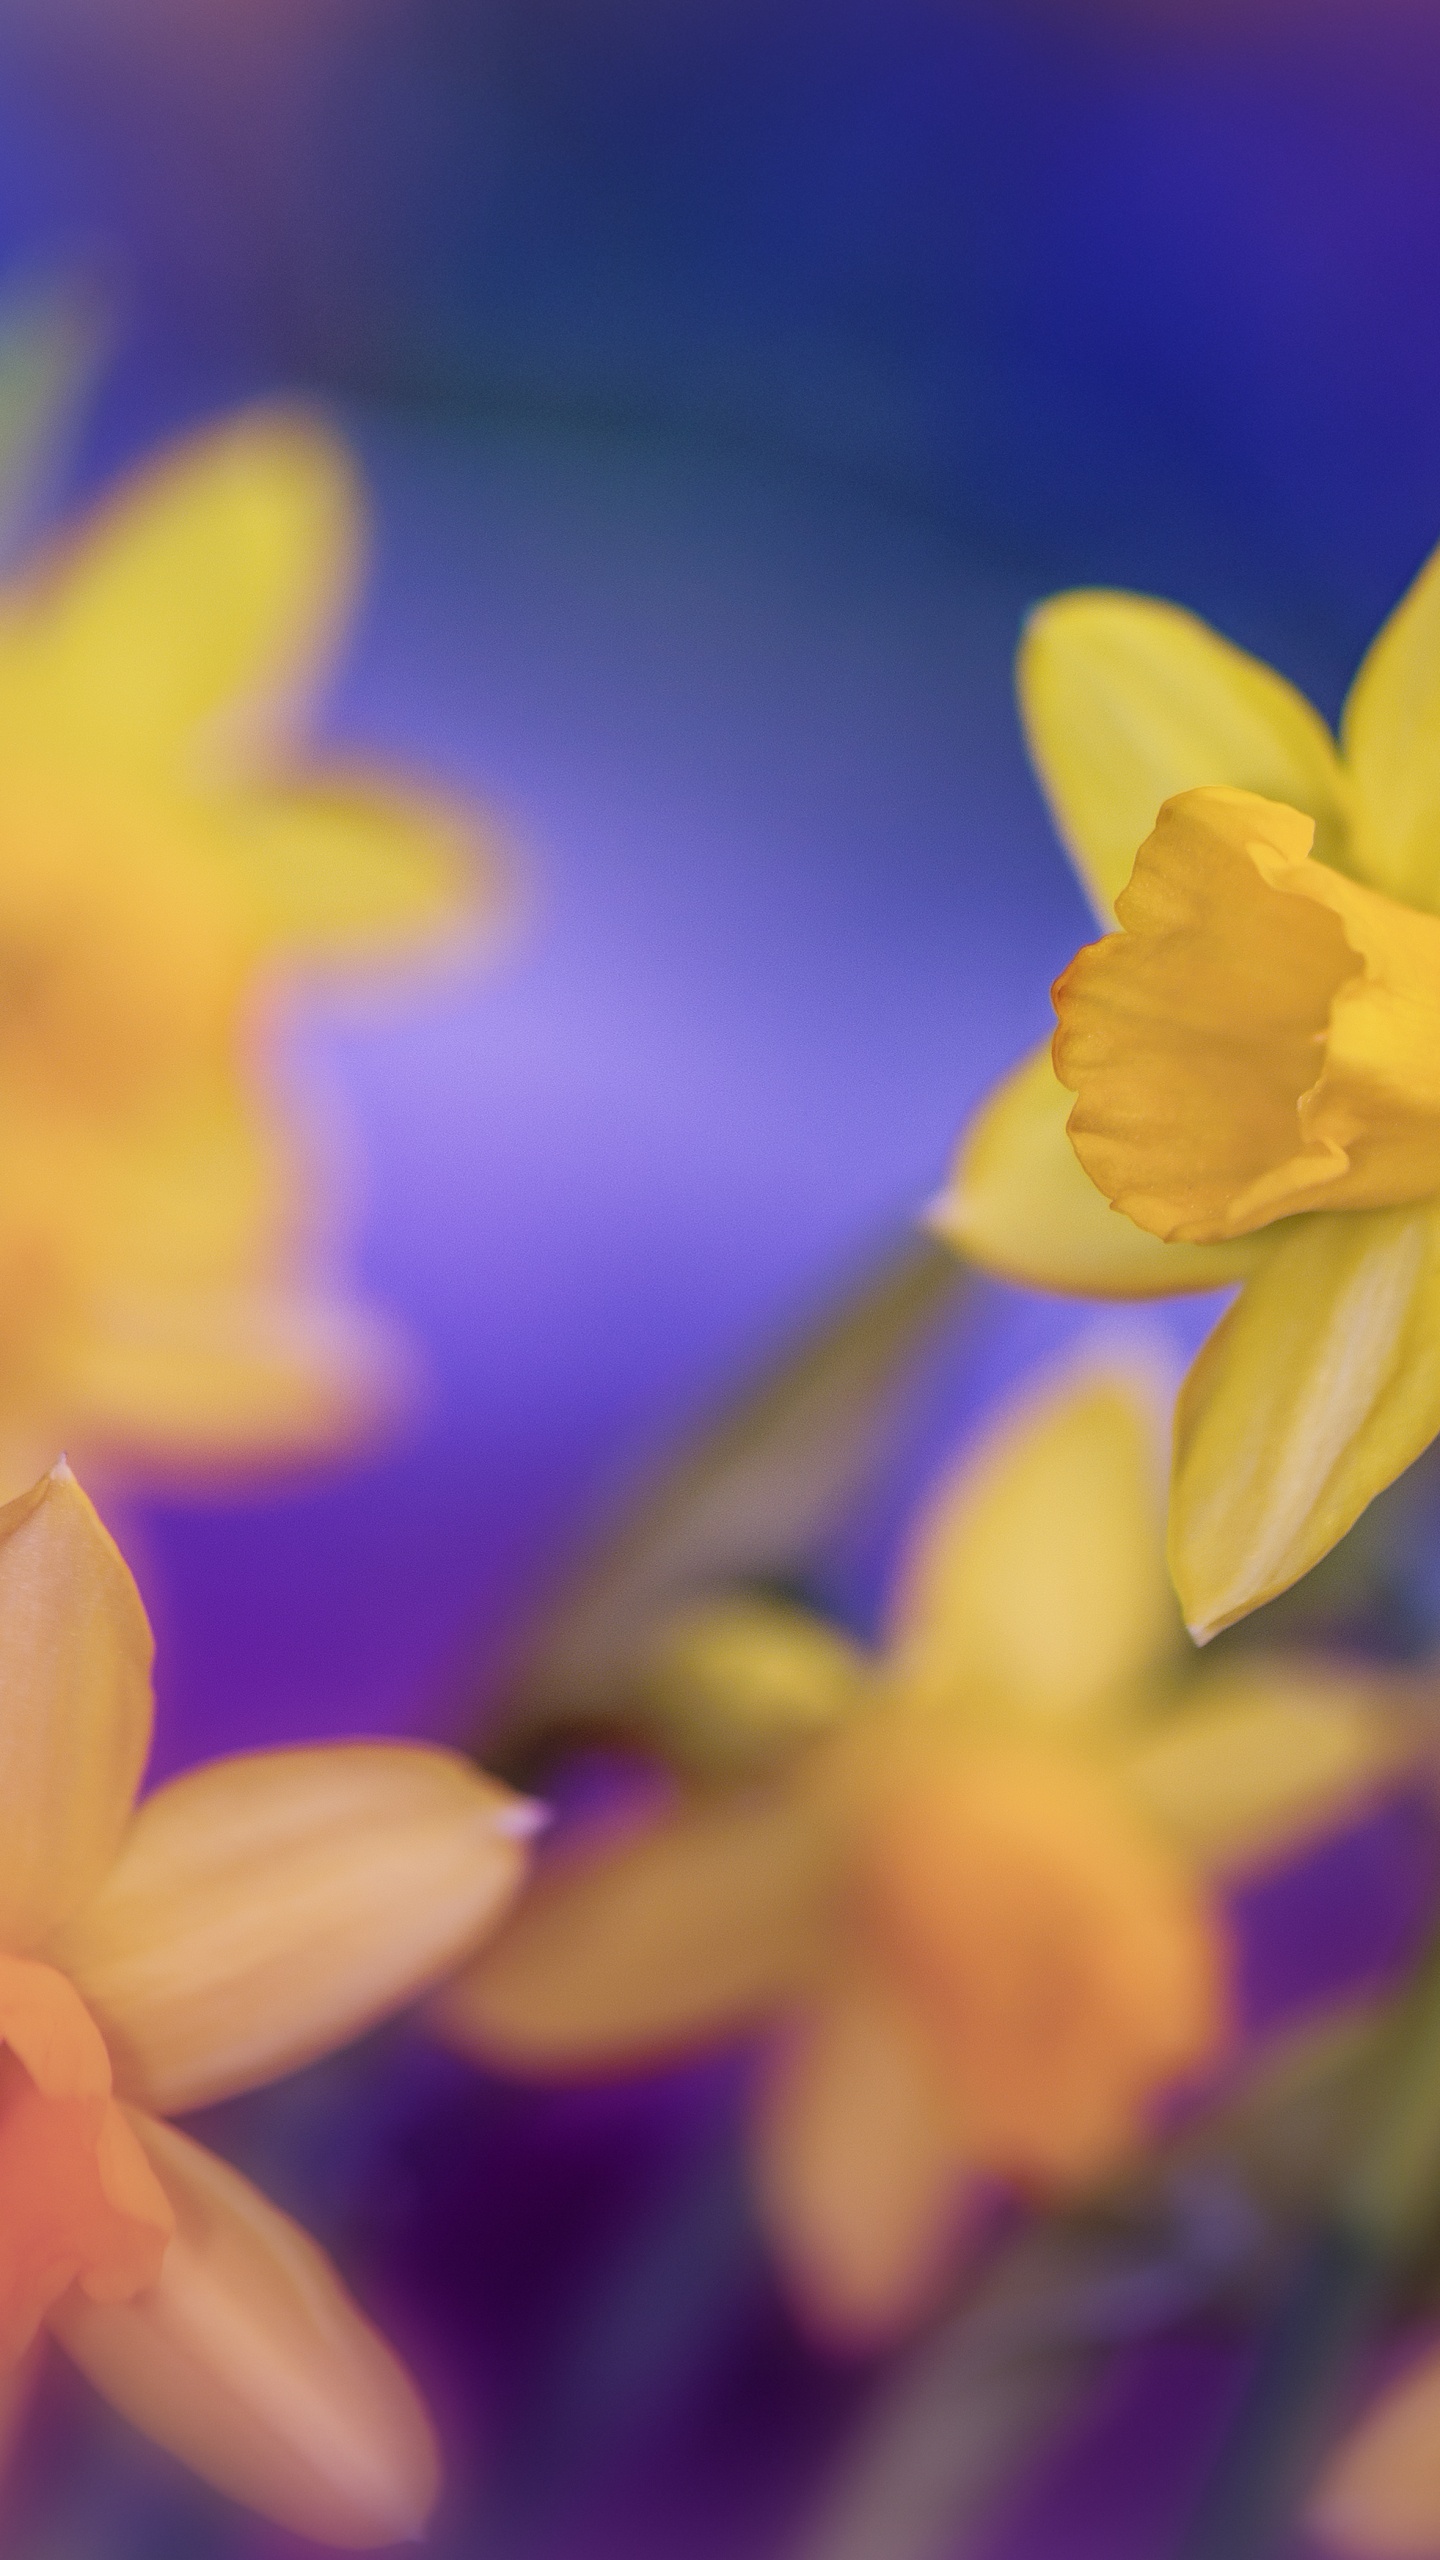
left=434, top=1789, right=831, bottom=2072
left=1172, top=1203, right=1440, bottom=1640
left=933, top=1040, right=1261, bottom=1298
left=1019, top=590, right=1350, bottom=923
left=55, top=2113, right=437, bottom=2548
left=888, top=1362, right=1182, bottom=1736
left=227, top=768, right=500, bottom=962
left=1311, top=2342, right=1440, bottom=2556
left=750, top=1962, right=969, bottom=2346
left=50, top=1746, right=536, bottom=2113
left=0, top=408, right=360, bottom=773
left=635, top=1595, right=868, bottom=1777
left=54, top=1287, right=415, bottom=1482
left=0, top=1465, right=152, bottom=1949
left=1121, top=1665, right=1414, bottom=1871
left=1343, top=536, right=1440, bottom=913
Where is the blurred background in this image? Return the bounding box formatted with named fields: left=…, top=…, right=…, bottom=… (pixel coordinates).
left=6, top=3, right=1440, bottom=2553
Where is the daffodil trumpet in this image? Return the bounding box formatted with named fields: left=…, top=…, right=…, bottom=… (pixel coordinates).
left=0, top=1458, right=537, bottom=2545
left=435, top=1364, right=1409, bottom=2349
left=939, top=543, right=1440, bottom=1639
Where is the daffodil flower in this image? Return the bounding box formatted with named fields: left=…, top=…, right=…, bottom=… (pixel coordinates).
left=0, top=405, right=494, bottom=1491
left=435, top=1368, right=1406, bottom=2347
left=938, top=551, right=1440, bottom=1639
left=0, top=1459, right=535, bottom=2545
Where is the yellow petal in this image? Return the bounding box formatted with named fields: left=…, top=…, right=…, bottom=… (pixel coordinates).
left=1171, top=1202, right=1440, bottom=1639
left=750, top=1962, right=968, bottom=2346
left=53, top=1286, right=415, bottom=1482
left=1019, top=589, right=1350, bottom=923
left=1310, top=2342, right=1440, bottom=2556
left=635, top=1595, right=868, bottom=1777
left=54, top=2112, right=437, bottom=2548
left=887, top=1363, right=1181, bottom=1736
left=226, top=768, right=500, bottom=962
left=1121, top=1665, right=1414, bottom=1871
left=50, top=1746, right=536, bottom=2114
left=434, top=1789, right=830, bottom=2072
left=15, top=1085, right=294, bottom=1296
left=1054, top=787, right=1440, bottom=1242
left=1343, top=536, right=1440, bottom=914
left=0, top=1465, right=152, bottom=1950
left=0, top=408, right=360, bottom=774
left=933, top=1039, right=1259, bottom=1298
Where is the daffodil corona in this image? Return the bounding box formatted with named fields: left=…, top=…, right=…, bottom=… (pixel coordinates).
left=940, top=547, right=1440, bottom=1637
left=435, top=1369, right=1405, bottom=2347
left=0, top=406, right=493, bottom=1496
left=0, top=1461, right=536, bottom=2545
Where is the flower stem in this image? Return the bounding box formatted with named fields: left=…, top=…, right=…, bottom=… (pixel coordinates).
left=1176, top=1921, right=1440, bottom=2560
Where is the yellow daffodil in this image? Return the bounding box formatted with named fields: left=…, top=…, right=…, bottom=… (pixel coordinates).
left=938, top=549, right=1440, bottom=1639
left=0, top=1459, right=535, bottom=2545
left=0, top=404, right=493, bottom=1493
left=435, top=1367, right=1406, bottom=2348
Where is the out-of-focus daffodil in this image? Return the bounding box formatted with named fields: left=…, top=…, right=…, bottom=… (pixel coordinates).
left=0, top=404, right=493, bottom=1494
left=436, top=1368, right=1407, bottom=2348
left=938, top=549, right=1440, bottom=1639
left=0, top=1459, right=536, bottom=2545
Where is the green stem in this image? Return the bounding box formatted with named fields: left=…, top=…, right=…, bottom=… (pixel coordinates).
left=1176, top=1923, right=1440, bottom=2560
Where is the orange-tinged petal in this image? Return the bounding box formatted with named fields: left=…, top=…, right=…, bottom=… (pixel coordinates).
left=855, top=1742, right=1230, bottom=2188
left=0, top=409, right=360, bottom=775
left=434, top=1789, right=831, bottom=2073
left=1019, top=589, right=1350, bottom=923
left=751, top=1961, right=970, bottom=2347
left=1311, top=2340, right=1440, bottom=2555
left=1343, top=534, right=1440, bottom=915
left=887, top=1364, right=1181, bottom=1737
left=1170, top=1203, right=1440, bottom=1640
left=1056, top=787, right=1440, bottom=1243
left=0, top=1464, right=153, bottom=1949
left=932, top=1039, right=1259, bottom=1298
left=51, top=1746, right=537, bottom=2114
left=0, top=1956, right=171, bottom=2362
left=55, top=2113, right=437, bottom=2548
left=227, top=768, right=500, bottom=963
left=1120, top=1665, right=1414, bottom=1872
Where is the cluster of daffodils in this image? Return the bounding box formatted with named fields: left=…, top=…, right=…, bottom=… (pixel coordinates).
left=0, top=402, right=490, bottom=1498
left=440, top=1367, right=1406, bottom=2346
left=10, top=347, right=1440, bottom=2560
left=433, top=533, right=1440, bottom=2555
left=0, top=1460, right=534, bottom=2543
left=926, top=544, right=1440, bottom=2555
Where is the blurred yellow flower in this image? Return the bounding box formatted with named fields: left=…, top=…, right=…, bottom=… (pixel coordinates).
left=0, top=404, right=493, bottom=1494
left=938, top=549, right=1440, bottom=1638
left=435, top=1368, right=1406, bottom=2347
left=0, top=1459, right=535, bottom=2545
